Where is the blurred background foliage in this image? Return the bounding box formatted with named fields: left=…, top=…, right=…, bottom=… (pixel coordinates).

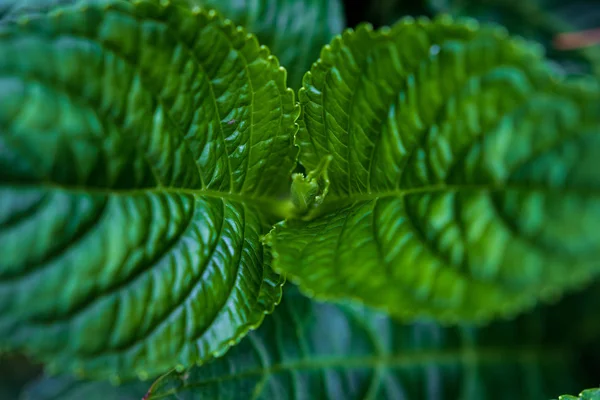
left=0, top=0, right=599, bottom=398
left=355, top=0, right=600, bottom=76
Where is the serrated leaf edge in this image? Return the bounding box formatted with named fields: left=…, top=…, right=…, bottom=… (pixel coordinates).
left=1, top=0, right=298, bottom=382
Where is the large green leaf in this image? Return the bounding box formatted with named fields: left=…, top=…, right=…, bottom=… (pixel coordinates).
left=429, top=0, right=600, bottom=76
left=21, top=375, right=149, bottom=400
left=268, top=17, right=600, bottom=322
left=146, top=287, right=594, bottom=399
left=184, top=0, right=345, bottom=90
left=0, top=0, right=298, bottom=380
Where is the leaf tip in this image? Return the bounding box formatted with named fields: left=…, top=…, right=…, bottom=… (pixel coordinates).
left=434, top=13, right=452, bottom=25
left=461, top=16, right=480, bottom=31
left=207, top=8, right=218, bottom=19
left=137, top=370, right=150, bottom=381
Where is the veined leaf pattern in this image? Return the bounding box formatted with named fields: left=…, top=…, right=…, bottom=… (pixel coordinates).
left=268, top=17, right=600, bottom=321
left=147, top=287, right=591, bottom=400
left=0, top=0, right=297, bottom=380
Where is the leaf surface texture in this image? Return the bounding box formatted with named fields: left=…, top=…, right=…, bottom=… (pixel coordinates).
left=0, top=0, right=297, bottom=379
left=269, top=17, right=600, bottom=321
left=147, top=288, right=591, bottom=400
left=187, top=0, right=345, bottom=90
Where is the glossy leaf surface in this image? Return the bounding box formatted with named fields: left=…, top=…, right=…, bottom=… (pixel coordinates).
left=147, top=288, right=591, bottom=400
left=186, top=0, right=345, bottom=90
left=0, top=0, right=297, bottom=380
left=269, top=17, right=600, bottom=322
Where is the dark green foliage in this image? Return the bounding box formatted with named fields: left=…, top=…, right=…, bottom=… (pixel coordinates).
left=147, top=287, right=597, bottom=399
left=0, top=0, right=294, bottom=380
left=430, top=0, right=600, bottom=76
left=0, top=0, right=598, bottom=398
left=21, top=375, right=148, bottom=400
left=0, top=354, right=42, bottom=399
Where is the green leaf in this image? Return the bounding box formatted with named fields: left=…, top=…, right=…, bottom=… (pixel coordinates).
left=146, top=287, right=593, bottom=400
left=268, top=17, right=600, bottom=322
left=184, top=0, right=345, bottom=90
left=0, top=0, right=298, bottom=380
left=557, top=388, right=600, bottom=400
left=21, top=375, right=149, bottom=400
left=429, top=0, right=600, bottom=76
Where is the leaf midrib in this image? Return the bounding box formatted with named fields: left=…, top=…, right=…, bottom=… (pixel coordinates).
left=313, top=181, right=600, bottom=217
left=4, top=181, right=293, bottom=218
left=150, top=346, right=568, bottom=399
